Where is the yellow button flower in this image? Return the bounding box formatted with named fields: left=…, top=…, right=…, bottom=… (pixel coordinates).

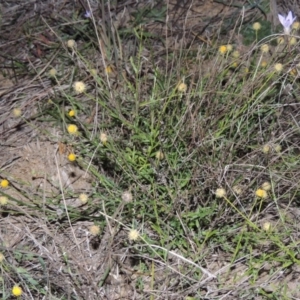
left=78, top=193, right=88, bottom=204
left=0, top=179, right=9, bottom=188
left=252, top=22, right=261, bottom=31
left=12, top=285, right=22, bottom=297
left=73, top=81, right=86, bottom=94
left=218, top=45, right=227, bottom=55
left=67, top=39, right=76, bottom=48
left=100, top=132, right=108, bottom=145
left=155, top=151, right=164, bottom=160
left=274, top=63, right=283, bottom=73
left=0, top=196, right=8, bottom=205
left=68, top=110, right=75, bottom=117
left=67, top=124, right=78, bottom=135
left=263, top=222, right=271, bottom=231
left=261, top=182, right=271, bottom=191
left=177, top=82, right=187, bottom=93
left=68, top=153, right=76, bottom=162
left=128, top=229, right=139, bottom=241
left=89, top=225, right=100, bottom=235
left=255, top=189, right=267, bottom=199
left=13, top=108, right=22, bottom=117
left=260, top=44, right=269, bottom=53
left=215, top=188, right=226, bottom=198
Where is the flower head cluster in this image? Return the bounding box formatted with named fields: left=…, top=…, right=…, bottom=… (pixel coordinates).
left=177, top=82, right=187, bottom=93
left=260, top=60, right=267, bottom=68
left=128, top=229, right=139, bottom=241
left=252, top=22, right=261, bottom=31
left=155, top=150, right=164, bottom=160
left=0, top=179, right=9, bottom=188
left=218, top=45, right=228, bottom=55
left=73, top=81, right=86, bottom=94
left=68, top=153, right=76, bottom=162
left=274, top=144, right=281, bottom=153
left=122, top=191, right=133, bottom=203
left=68, top=110, right=75, bottom=117
left=278, top=11, right=296, bottom=34
left=255, top=189, right=268, bottom=199
left=90, top=69, right=97, bottom=76
left=89, top=225, right=100, bottom=235
left=293, top=21, right=300, bottom=30
left=0, top=196, right=8, bottom=206
left=261, top=181, right=271, bottom=191
left=232, top=50, right=240, bottom=58
left=49, top=68, right=57, bottom=77
left=67, top=124, right=78, bottom=135
left=226, top=44, right=233, bottom=52
left=260, top=44, right=269, bottom=53
left=262, top=143, right=281, bottom=154
left=215, top=188, right=226, bottom=198
left=274, top=63, right=283, bottom=73
left=79, top=193, right=88, bottom=204
left=290, top=68, right=298, bottom=77
left=263, top=222, right=271, bottom=231
left=262, top=144, right=270, bottom=154
left=13, top=108, right=22, bottom=117
left=100, top=132, right=108, bottom=145
left=105, top=65, right=113, bottom=75
left=232, top=185, right=243, bottom=195
left=12, top=285, right=22, bottom=297
left=67, top=39, right=76, bottom=48
left=277, top=36, right=285, bottom=45
left=289, top=36, right=297, bottom=45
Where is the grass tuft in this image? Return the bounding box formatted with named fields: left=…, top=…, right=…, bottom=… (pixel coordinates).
left=2, top=0, right=300, bottom=298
